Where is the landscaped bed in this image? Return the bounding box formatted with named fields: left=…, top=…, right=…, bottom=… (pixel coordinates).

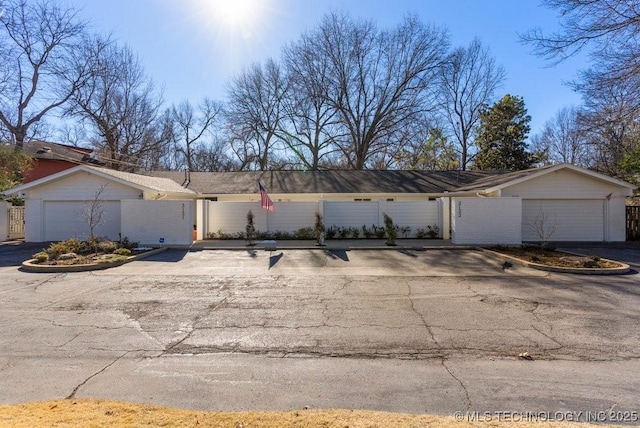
left=22, top=238, right=160, bottom=272
left=486, top=245, right=620, bottom=268
left=483, top=245, right=629, bottom=274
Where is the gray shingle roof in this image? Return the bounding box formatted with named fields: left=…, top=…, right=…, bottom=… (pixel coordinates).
left=452, top=164, right=558, bottom=192
left=147, top=170, right=508, bottom=194
left=88, top=167, right=195, bottom=194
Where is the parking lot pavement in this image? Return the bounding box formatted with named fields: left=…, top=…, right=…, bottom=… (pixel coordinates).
left=0, top=248, right=639, bottom=419
left=105, top=248, right=550, bottom=277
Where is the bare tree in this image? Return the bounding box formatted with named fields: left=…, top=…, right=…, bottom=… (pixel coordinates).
left=68, top=40, right=170, bottom=171
left=301, top=13, right=449, bottom=169
left=280, top=37, right=343, bottom=169
left=439, top=38, right=505, bottom=170
left=79, top=183, right=107, bottom=245
left=225, top=59, right=288, bottom=170
left=0, top=0, right=91, bottom=149
left=525, top=208, right=560, bottom=248
left=170, top=98, right=222, bottom=171
left=531, top=105, right=588, bottom=166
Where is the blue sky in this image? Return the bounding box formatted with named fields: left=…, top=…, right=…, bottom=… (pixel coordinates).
left=69, top=0, right=585, bottom=136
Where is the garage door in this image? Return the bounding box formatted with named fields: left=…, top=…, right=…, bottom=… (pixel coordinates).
left=522, top=199, right=604, bottom=242
left=43, top=201, right=121, bottom=241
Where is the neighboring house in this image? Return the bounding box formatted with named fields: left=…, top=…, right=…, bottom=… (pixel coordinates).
left=4, top=163, right=637, bottom=244
left=22, top=140, right=105, bottom=183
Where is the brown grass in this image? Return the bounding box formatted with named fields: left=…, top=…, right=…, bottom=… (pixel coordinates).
left=0, top=399, right=622, bottom=428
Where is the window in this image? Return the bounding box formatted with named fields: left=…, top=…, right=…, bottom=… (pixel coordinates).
left=354, top=198, right=372, bottom=202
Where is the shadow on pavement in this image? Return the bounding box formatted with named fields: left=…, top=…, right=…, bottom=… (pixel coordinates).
left=326, top=249, right=349, bottom=262
left=269, top=251, right=283, bottom=269
left=141, top=249, right=189, bottom=263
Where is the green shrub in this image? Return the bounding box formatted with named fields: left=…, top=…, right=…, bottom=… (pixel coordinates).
left=96, top=255, right=127, bottom=264
left=314, top=213, right=325, bottom=243
left=294, top=227, right=314, bottom=240
left=46, top=238, right=84, bottom=258
left=427, top=224, right=440, bottom=238
left=383, top=213, right=396, bottom=246
left=33, top=251, right=48, bottom=263
left=113, top=248, right=132, bottom=256
left=246, top=210, right=256, bottom=244
left=119, top=236, right=139, bottom=250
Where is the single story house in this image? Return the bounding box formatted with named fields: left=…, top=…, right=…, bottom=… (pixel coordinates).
left=4, top=163, right=636, bottom=245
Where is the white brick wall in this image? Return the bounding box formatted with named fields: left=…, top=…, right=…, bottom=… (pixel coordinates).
left=121, top=200, right=194, bottom=246
left=206, top=201, right=319, bottom=235
left=451, top=197, right=522, bottom=245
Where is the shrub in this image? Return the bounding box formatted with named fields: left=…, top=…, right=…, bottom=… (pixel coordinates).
left=113, top=248, right=132, bottom=256
left=96, top=255, right=127, bottom=264
left=246, top=210, right=256, bottom=244
left=33, top=251, right=48, bottom=263
left=416, top=227, right=427, bottom=239
left=98, top=240, right=117, bottom=253
left=273, top=230, right=292, bottom=240
left=294, top=227, right=314, bottom=240
left=119, top=236, right=139, bottom=250
left=372, top=224, right=385, bottom=239
left=383, top=213, right=396, bottom=246
left=400, top=226, right=411, bottom=238
left=314, top=212, right=325, bottom=243
left=326, top=227, right=337, bottom=239
left=427, top=224, right=440, bottom=239
left=46, top=239, right=84, bottom=258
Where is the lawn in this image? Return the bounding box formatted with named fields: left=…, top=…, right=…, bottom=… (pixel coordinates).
left=0, top=399, right=622, bottom=427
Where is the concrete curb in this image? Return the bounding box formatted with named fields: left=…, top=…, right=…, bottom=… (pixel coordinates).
left=20, top=247, right=168, bottom=273
left=479, top=248, right=631, bottom=275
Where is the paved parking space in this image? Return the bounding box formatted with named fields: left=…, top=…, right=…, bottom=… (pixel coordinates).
left=107, top=248, right=548, bottom=277
left=0, top=247, right=639, bottom=419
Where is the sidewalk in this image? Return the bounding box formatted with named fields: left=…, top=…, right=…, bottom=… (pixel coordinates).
left=190, top=239, right=476, bottom=251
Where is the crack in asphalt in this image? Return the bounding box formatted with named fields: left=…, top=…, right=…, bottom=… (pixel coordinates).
left=441, top=358, right=472, bottom=409
left=66, top=351, right=128, bottom=399
left=163, top=297, right=228, bottom=354
left=406, top=280, right=437, bottom=344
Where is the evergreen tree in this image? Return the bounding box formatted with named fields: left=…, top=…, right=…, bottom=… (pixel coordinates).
left=474, top=94, right=537, bottom=170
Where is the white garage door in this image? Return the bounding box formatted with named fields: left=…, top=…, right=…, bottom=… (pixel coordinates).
left=43, top=201, right=121, bottom=241
left=522, top=199, right=604, bottom=242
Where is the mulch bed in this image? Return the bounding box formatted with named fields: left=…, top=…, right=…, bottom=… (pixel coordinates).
left=486, top=246, right=622, bottom=269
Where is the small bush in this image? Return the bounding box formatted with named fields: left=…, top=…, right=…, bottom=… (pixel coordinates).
left=46, top=239, right=84, bottom=258
left=98, top=240, right=117, bottom=253
left=314, top=213, right=325, bottom=243
left=33, top=251, right=48, bottom=263
left=326, top=227, right=337, bottom=239
left=400, top=226, right=411, bottom=238
left=119, top=236, right=139, bottom=250
left=416, top=227, right=427, bottom=239
left=96, top=255, right=128, bottom=264
left=427, top=224, right=440, bottom=239
left=113, top=248, right=132, bottom=256
left=294, top=227, right=314, bottom=240
left=383, top=213, right=396, bottom=246
left=246, top=210, right=256, bottom=244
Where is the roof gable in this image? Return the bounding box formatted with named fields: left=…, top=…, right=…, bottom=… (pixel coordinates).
left=5, top=165, right=195, bottom=196
left=454, top=164, right=637, bottom=193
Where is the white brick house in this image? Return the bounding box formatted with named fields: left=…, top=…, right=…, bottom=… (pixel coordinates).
left=4, top=163, right=636, bottom=245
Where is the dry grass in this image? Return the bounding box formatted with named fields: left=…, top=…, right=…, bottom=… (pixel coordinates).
left=0, top=399, right=622, bottom=428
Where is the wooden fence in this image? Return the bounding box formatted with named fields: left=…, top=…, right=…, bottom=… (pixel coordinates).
left=627, top=206, right=640, bottom=240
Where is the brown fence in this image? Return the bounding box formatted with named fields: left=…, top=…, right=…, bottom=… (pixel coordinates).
left=627, top=206, right=640, bottom=240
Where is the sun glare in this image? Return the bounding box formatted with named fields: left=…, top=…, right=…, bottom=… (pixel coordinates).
left=207, top=0, right=263, bottom=33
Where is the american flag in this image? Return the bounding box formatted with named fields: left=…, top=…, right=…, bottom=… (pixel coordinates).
left=259, top=182, right=275, bottom=212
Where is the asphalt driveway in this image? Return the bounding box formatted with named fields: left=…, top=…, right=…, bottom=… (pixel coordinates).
left=1, top=247, right=639, bottom=423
